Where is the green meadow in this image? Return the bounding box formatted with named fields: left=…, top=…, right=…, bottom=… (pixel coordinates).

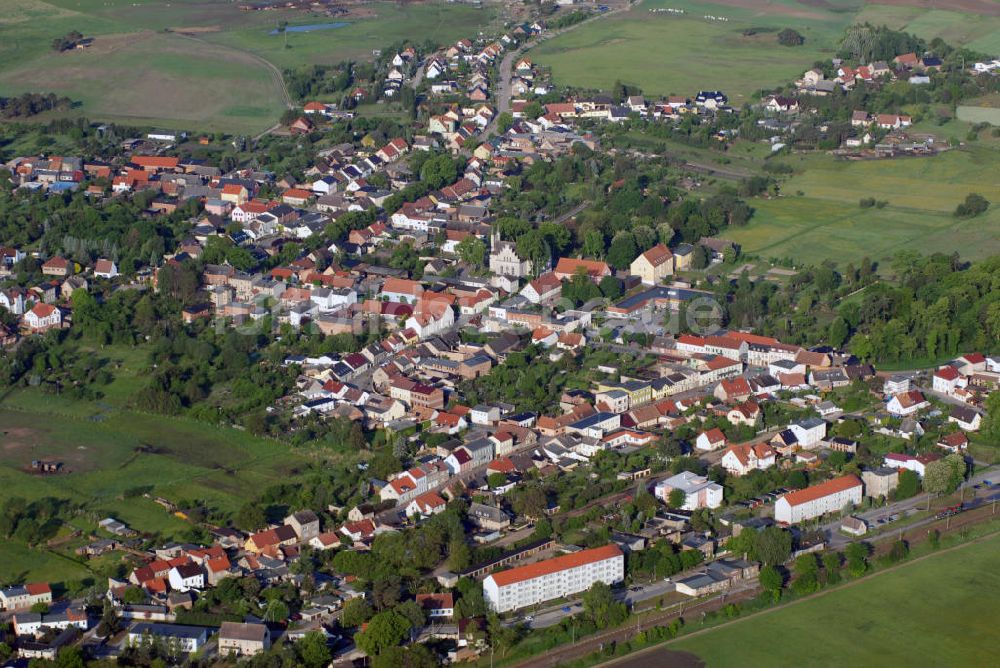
left=0, top=0, right=496, bottom=132
left=531, top=0, right=854, bottom=102
left=668, top=532, right=1000, bottom=666
left=721, top=145, right=1000, bottom=266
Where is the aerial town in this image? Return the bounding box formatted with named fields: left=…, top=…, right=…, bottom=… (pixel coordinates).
left=0, top=1, right=999, bottom=667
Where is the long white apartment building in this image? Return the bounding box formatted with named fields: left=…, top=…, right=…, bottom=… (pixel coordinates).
left=483, top=544, right=624, bottom=613
left=774, top=475, right=863, bottom=524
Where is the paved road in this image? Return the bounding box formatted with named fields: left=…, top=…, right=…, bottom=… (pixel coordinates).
left=523, top=576, right=678, bottom=630
left=485, top=3, right=633, bottom=135
left=822, top=466, right=999, bottom=548
left=410, top=60, right=425, bottom=90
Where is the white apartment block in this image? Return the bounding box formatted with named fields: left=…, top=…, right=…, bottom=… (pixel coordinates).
left=774, top=475, right=863, bottom=524
left=483, top=545, right=624, bottom=613
left=654, top=471, right=724, bottom=510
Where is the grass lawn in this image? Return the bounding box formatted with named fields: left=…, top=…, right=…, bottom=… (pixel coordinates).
left=531, top=0, right=852, bottom=102
left=854, top=3, right=1000, bottom=54
left=720, top=145, right=1000, bottom=266
left=0, top=542, right=92, bottom=586
left=0, top=392, right=319, bottom=586
left=670, top=532, right=1000, bottom=666
left=0, top=0, right=496, bottom=132
left=0, top=30, right=285, bottom=134
left=206, top=1, right=498, bottom=71
left=0, top=401, right=309, bottom=515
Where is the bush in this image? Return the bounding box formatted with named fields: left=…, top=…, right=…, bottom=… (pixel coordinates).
left=777, top=28, right=805, bottom=46
left=954, top=193, right=990, bottom=218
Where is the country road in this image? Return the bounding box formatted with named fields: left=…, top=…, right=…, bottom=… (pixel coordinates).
left=485, top=2, right=634, bottom=136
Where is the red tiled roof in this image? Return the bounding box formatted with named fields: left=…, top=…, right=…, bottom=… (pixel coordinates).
left=706, top=356, right=740, bottom=371
left=132, top=156, right=179, bottom=169
left=416, top=592, right=453, bottom=610
left=382, top=277, right=423, bottom=296
left=720, top=377, right=752, bottom=397
left=940, top=432, right=969, bottom=447
left=638, top=244, right=673, bottom=267
left=895, top=390, right=927, bottom=408
left=30, top=303, right=57, bottom=318
left=25, top=583, right=51, bottom=596
left=677, top=334, right=705, bottom=347
left=701, top=427, right=726, bottom=444
left=488, top=544, right=622, bottom=587
left=727, top=331, right=779, bottom=346
left=554, top=257, right=610, bottom=279
left=206, top=556, right=230, bottom=573
left=780, top=475, right=861, bottom=508
left=487, top=457, right=515, bottom=473
left=283, top=188, right=314, bottom=200
left=934, top=366, right=961, bottom=381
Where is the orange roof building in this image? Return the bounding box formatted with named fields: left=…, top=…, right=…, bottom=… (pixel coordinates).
left=483, top=544, right=624, bottom=612
left=775, top=475, right=862, bottom=524
left=553, top=257, right=611, bottom=281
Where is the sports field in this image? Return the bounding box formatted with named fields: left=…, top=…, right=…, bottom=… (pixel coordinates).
left=663, top=532, right=1000, bottom=666
left=720, top=145, right=1000, bottom=265
left=0, top=0, right=497, bottom=132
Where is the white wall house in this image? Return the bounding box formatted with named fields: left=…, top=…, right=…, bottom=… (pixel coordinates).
left=483, top=545, right=624, bottom=613
left=167, top=564, right=205, bottom=592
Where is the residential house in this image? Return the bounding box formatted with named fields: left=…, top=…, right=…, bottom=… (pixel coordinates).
left=932, top=365, right=966, bottom=395
left=406, top=491, right=448, bottom=518
left=467, top=503, right=511, bottom=531
left=937, top=432, right=969, bottom=453
left=218, top=622, right=270, bottom=657
left=0, top=583, right=52, bottom=611
left=167, top=563, right=205, bottom=592
left=629, top=244, right=673, bottom=285
left=24, top=303, right=62, bottom=332
left=884, top=453, right=939, bottom=478
left=949, top=406, right=982, bottom=432
left=417, top=593, right=454, bottom=619
left=788, top=418, right=827, bottom=449
left=553, top=257, right=611, bottom=282
left=284, top=510, right=320, bottom=542
left=694, top=428, right=727, bottom=452
left=887, top=390, right=929, bottom=417
left=93, top=259, right=118, bottom=279
left=41, top=256, right=72, bottom=277
left=720, top=443, right=776, bottom=477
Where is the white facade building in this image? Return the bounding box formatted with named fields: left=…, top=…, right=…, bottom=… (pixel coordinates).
left=483, top=545, right=624, bottom=613
left=127, top=623, right=209, bottom=653
left=774, top=475, right=863, bottom=524
left=789, top=417, right=827, bottom=449
left=654, top=471, right=724, bottom=510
